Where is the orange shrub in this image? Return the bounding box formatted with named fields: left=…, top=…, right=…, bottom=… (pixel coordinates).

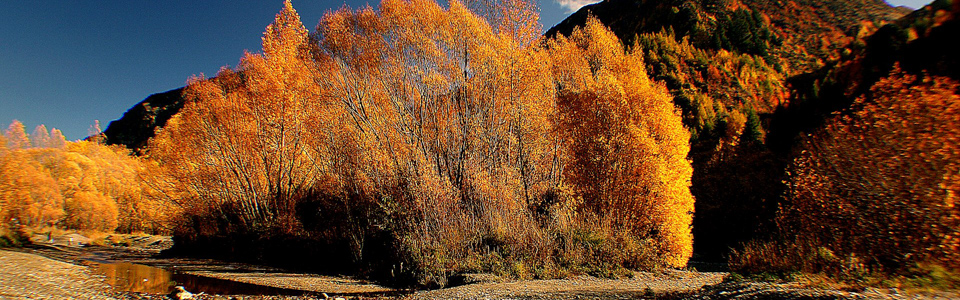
left=779, top=66, right=960, bottom=273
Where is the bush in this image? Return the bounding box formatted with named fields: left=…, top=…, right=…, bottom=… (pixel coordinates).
left=734, top=68, right=960, bottom=286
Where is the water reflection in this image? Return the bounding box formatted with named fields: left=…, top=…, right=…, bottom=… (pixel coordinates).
left=84, top=261, right=174, bottom=293
left=83, top=261, right=308, bottom=295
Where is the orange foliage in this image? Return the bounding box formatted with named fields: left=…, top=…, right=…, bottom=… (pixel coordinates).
left=4, top=120, right=29, bottom=150
left=0, top=152, right=64, bottom=228
left=548, top=17, right=694, bottom=268
left=0, top=121, right=166, bottom=233
left=780, top=66, right=960, bottom=272
left=150, top=0, right=319, bottom=234
left=148, top=0, right=698, bottom=282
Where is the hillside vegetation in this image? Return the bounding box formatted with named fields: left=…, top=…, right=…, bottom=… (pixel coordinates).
left=730, top=0, right=960, bottom=287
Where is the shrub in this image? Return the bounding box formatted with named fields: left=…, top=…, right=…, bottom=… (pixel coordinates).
left=736, top=67, right=960, bottom=285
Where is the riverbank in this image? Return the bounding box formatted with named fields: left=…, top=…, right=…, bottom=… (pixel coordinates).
left=2, top=242, right=958, bottom=299
left=0, top=249, right=119, bottom=300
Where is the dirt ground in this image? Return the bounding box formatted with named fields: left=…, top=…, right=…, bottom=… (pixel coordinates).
left=408, top=271, right=725, bottom=299
left=0, top=249, right=120, bottom=300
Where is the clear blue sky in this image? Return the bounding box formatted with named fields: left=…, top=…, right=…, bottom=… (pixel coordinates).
left=0, top=0, right=931, bottom=140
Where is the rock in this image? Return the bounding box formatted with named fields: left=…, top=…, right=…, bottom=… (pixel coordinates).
left=29, top=234, right=49, bottom=244
left=168, top=286, right=193, bottom=300
left=320, top=292, right=347, bottom=300
left=51, top=233, right=91, bottom=247
left=447, top=273, right=504, bottom=287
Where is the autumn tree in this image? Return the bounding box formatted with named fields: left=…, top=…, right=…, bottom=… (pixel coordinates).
left=4, top=120, right=29, bottom=150
left=48, top=129, right=66, bottom=149
left=778, top=67, right=960, bottom=273
left=52, top=141, right=147, bottom=232
left=148, top=0, right=562, bottom=284
left=31, top=125, right=51, bottom=148
left=149, top=0, right=703, bottom=284
left=311, top=0, right=564, bottom=279
left=0, top=153, right=63, bottom=228
left=548, top=17, right=695, bottom=268
left=150, top=0, right=320, bottom=236
left=1, top=120, right=161, bottom=233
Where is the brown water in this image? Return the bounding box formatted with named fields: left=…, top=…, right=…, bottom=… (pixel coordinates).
left=83, top=261, right=309, bottom=295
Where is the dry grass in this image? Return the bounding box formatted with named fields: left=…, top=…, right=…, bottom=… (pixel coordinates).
left=730, top=239, right=960, bottom=292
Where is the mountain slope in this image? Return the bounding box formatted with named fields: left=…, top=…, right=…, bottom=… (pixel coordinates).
left=102, top=88, right=184, bottom=153
left=546, top=0, right=906, bottom=73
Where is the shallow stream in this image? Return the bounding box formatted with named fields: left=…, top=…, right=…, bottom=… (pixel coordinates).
left=82, top=260, right=308, bottom=295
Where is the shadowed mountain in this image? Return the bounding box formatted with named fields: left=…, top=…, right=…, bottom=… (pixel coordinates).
left=546, top=0, right=906, bottom=74
left=102, top=88, right=184, bottom=153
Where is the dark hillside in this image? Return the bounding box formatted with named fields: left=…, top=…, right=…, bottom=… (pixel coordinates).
left=769, top=0, right=960, bottom=149
left=102, top=88, right=184, bottom=152
left=729, top=1, right=960, bottom=279
left=546, top=0, right=906, bottom=73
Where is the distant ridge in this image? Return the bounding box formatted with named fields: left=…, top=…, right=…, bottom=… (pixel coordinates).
left=102, top=88, right=184, bottom=152
left=545, top=0, right=906, bottom=74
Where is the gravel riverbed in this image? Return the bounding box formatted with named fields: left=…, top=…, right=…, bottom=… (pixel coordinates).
left=2, top=245, right=957, bottom=300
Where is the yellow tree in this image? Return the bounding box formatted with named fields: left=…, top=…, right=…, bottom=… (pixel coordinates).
left=4, top=120, right=30, bottom=150
left=0, top=134, right=5, bottom=226
left=31, top=125, right=50, bottom=148
left=58, top=141, right=146, bottom=232
left=0, top=120, right=155, bottom=233
left=548, top=17, right=695, bottom=268
left=48, top=129, right=66, bottom=149
left=1, top=121, right=64, bottom=228
left=150, top=0, right=320, bottom=234
left=0, top=151, right=64, bottom=228
left=311, top=0, right=561, bottom=275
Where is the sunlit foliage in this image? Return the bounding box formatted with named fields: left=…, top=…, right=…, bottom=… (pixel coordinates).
left=148, top=0, right=695, bottom=284
left=548, top=17, right=694, bottom=268
left=149, top=0, right=320, bottom=235
left=636, top=29, right=785, bottom=144
left=0, top=121, right=167, bottom=234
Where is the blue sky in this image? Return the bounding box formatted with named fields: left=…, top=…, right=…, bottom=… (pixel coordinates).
left=0, top=0, right=932, bottom=140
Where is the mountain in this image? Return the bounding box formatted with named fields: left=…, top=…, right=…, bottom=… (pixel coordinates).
left=102, top=88, right=184, bottom=153
left=546, top=0, right=907, bottom=74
